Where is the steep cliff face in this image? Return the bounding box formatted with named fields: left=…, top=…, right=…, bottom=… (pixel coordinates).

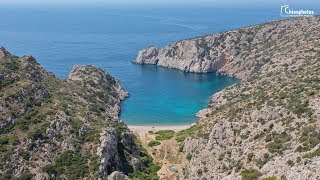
left=135, top=16, right=319, bottom=79
left=173, top=16, right=320, bottom=179
left=0, top=48, right=155, bottom=179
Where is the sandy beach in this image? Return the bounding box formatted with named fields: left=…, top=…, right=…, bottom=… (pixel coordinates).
left=128, top=124, right=191, bottom=133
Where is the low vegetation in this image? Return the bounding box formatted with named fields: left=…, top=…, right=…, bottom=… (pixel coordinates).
left=240, top=168, right=262, bottom=180
left=175, top=124, right=201, bottom=142
left=43, top=150, right=89, bottom=179
left=186, top=153, right=193, bottom=161
left=148, top=140, right=161, bottom=147
left=155, top=130, right=175, bottom=140
left=302, top=148, right=320, bottom=159
left=297, top=126, right=320, bottom=152
left=266, top=132, right=291, bottom=154
left=264, top=176, right=277, bottom=180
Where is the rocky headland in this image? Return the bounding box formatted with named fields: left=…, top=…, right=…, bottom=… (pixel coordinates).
left=0, top=47, right=159, bottom=179
left=135, top=15, right=320, bottom=179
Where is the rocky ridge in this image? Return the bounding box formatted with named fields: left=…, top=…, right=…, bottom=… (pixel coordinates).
left=0, top=47, right=158, bottom=179
left=136, top=16, right=320, bottom=179
left=134, top=16, right=319, bottom=79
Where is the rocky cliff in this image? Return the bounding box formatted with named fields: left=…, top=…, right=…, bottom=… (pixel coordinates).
left=0, top=47, right=158, bottom=179
left=134, top=16, right=319, bottom=79
left=136, top=16, right=320, bottom=179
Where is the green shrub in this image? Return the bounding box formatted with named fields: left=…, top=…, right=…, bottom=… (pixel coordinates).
left=247, top=153, right=254, bottom=162
left=17, top=172, right=34, bottom=180
left=155, top=130, right=175, bottom=140
left=308, top=91, right=315, bottom=96
left=308, top=119, right=317, bottom=124
left=218, top=153, right=225, bottom=161
left=287, top=97, right=311, bottom=117
left=148, top=140, right=161, bottom=147
left=255, top=153, right=271, bottom=168
left=0, top=135, right=19, bottom=145
left=0, top=173, right=13, bottom=180
left=89, top=155, right=100, bottom=173
left=6, top=62, right=19, bottom=71
left=23, top=110, right=39, bottom=120
left=27, top=142, right=36, bottom=150
left=286, top=160, right=294, bottom=167
left=20, top=150, right=30, bottom=160
left=186, top=153, right=192, bottom=160
left=240, top=168, right=262, bottom=180
left=297, top=126, right=320, bottom=152
left=302, top=148, right=320, bottom=159
left=264, top=176, right=276, bottom=180
left=175, top=125, right=201, bottom=142
left=254, top=132, right=266, bottom=140
left=0, top=78, right=15, bottom=89
left=280, top=175, right=287, bottom=180
left=27, top=128, right=46, bottom=141
left=178, top=143, right=184, bottom=152
left=42, top=164, right=58, bottom=176
left=42, top=150, right=89, bottom=179
left=266, top=132, right=291, bottom=154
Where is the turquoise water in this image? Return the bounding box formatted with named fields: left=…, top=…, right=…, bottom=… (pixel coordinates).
left=121, top=66, right=238, bottom=125
left=0, top=5, right=281, bottom=125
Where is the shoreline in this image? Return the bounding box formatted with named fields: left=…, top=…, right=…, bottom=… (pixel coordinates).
left=128, top=124, right=192, bottom=133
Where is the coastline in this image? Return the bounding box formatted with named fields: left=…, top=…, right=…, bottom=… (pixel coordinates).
left=128, top=124, right=191, bottom=133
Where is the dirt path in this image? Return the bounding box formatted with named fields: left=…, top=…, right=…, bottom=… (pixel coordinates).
left=134, top=130, right=188, bottom=180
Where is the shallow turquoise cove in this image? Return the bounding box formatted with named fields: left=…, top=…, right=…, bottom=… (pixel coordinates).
left=120, top=65, right=239, bottom=125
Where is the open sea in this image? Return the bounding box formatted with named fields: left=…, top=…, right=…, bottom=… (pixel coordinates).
left=0, top=5, right=282, bottom=125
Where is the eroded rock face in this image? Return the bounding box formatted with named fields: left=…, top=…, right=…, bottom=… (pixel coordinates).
left=98, top=128, right=120, bottom=176
left=135, top=40, right=228, bottom=73
left=107, top=171, right=129, bottom=180
left=135, top=46, right=160, bottom=64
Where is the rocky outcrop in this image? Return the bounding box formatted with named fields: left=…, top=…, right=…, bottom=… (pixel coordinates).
left=107, top=171, right=129, bottom=180
left=0, top=48, right=153, bottom=179
left=97, top=126, right=144, bottom=177
left=173, top=16, right=320, bottom=179
left=97, top=128, right=120, bottom=176
left=135, top=16, right=320, bottom=80
left=67, top=64, right=128, bottom=119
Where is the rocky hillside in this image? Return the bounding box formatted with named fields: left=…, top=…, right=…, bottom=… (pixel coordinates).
left=136, top=16, right=320, bottom=179
left=134, top=16, right=319, bottom=79
left=0, top=47, right=159, bottom=179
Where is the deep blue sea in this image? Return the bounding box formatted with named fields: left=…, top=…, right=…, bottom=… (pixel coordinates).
left=0, top=5, right=282, bottom=125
